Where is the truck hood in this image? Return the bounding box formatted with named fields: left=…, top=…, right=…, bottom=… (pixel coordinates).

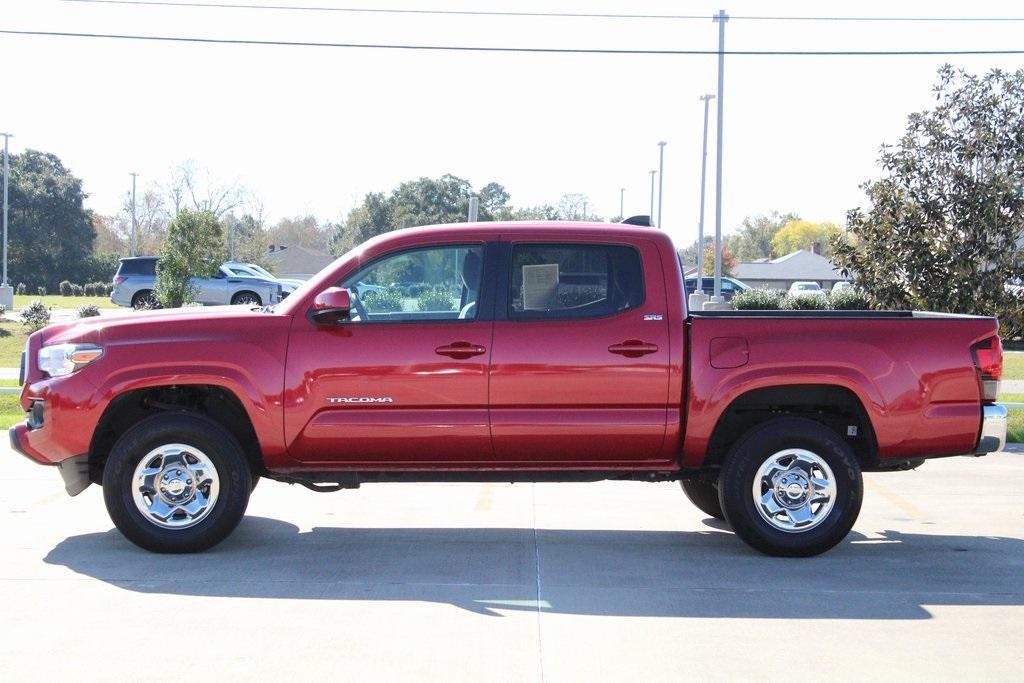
left=38, top=305, right=279, bottom=347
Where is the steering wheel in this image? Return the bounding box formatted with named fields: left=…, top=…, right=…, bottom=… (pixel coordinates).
left=352, top=290, right=369, bottom=322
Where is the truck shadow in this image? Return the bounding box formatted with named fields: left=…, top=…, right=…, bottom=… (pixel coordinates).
left=44, top=517, right=1024, bottom=619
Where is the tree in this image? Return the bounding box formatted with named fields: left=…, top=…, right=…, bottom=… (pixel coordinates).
left=726, top=211, right=799, bottom=261
left=701, top=243, right=738, bottom=277
left=267, top=214, right=331, bottom=252
left=224, top=212, right=270, bottom=266
left=1, top=149, right=96, bottom=290
left=155, top=210, right=227, bottom=308
left=166, top=161, right=245, bottom=218
left=832, top=66, right=1024, bottom=336
left=771, top=220, right=842, bottom=257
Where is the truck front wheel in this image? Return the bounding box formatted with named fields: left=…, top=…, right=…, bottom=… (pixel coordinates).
left=102, top=413, right=252, bottom=553
left=680, top=480, right=724, bottom=520
left=718, top=417, right=863, bottom=557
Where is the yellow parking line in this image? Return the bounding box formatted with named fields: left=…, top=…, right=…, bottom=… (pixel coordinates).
left=474, top=483, right=494, bottom=512
left=865, top=477, right=927, bottom=519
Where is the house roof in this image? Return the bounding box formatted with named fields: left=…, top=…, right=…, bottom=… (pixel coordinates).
left=266, top=244, right=335, bottom=275
left=734, top=249, right=847, bottom=281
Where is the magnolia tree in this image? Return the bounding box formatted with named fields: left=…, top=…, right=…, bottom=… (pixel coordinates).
left=155, top=209, right=227, bottom=308
left=832, top=66, right=1024, bottom=336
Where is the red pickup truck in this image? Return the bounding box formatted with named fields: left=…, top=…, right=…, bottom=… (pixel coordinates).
left=10, top=222, right=1008, bottom=557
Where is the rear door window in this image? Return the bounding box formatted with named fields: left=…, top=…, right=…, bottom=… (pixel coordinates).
left=509, top=244, right=644, bottom=320
left=117, top=259, right=157, bottom=277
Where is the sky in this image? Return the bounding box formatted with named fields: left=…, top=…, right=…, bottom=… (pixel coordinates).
left=2, top=0, right=1024, bottom=252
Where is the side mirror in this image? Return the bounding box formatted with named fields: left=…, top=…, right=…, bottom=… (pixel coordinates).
left=311, top=286, right=352, bottom=323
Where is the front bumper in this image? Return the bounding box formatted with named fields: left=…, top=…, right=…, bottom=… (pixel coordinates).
left=975, top=404, right=1008, bottom=455
left=9, top=424, right=91, bottom=496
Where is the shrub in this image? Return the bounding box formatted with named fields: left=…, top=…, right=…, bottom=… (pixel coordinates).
left=416, top=286, right=457, bottom=313
left=828, top=288, right=872, bottom=310
left=83, top=282, right=94, bottom=296
left=77, top=303, right=101, bottom=318
left=362, top=289, right=404, bottom=313
left=70, top=283, right=84, bottom=296
left=15, top=283, right=25, bottom=296
left=37, top=286, right=46, bottom=296
left=558, top=287, right=605, bottom=308
left=20, top=300, right=51, bottom=331
left=782, top=292, right=829, bottom=310
left=156, top=209, right=227, bottom=308
left=732, top=288, right=786, bottom=310
left=59, top=280, right=72, bottom=296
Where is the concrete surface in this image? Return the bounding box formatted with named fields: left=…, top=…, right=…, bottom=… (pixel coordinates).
left=2, top=446, right=1022, bottom=681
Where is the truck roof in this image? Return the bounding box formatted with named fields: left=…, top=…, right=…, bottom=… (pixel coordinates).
left=390, top=220, right=666, bottom=240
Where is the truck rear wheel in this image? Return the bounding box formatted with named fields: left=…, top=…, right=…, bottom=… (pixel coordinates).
left=102, top=413, right=252, bottom=553
left=718, top=417, right=862, bottom=557
left=680, top=480, right=724, bottom=520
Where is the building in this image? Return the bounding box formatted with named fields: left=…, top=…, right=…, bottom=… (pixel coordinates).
left=266, top=244, right=335, bottom=280
left=733, top=249, right=848, bottom=290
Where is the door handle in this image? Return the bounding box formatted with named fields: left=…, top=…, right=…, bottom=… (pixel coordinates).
left=608, top=340, right=659, bottom=358
left=435, top=342, right=487, bottom=359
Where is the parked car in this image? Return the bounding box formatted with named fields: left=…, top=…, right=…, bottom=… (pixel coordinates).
left=222, top=262, right=302, bottom=297
left=111, top=257, right=283, bottom=308
left=15, top=222, right=1006, bottom=558
left=788, top=281, right=825, bottom=296
left=684, top=276, right=750, bottom=301
left=831, top=281, right=854, bottom=293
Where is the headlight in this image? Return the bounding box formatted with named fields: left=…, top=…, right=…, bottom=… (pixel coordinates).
left=38, top=344, right=103, bottom=378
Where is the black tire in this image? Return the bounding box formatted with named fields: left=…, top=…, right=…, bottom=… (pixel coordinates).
left=102, top=413, right=252, bottom=553
left=131, top=290, right=158, bottom=309
left=680, top=479, right=724, bottom=520
left=231, top=291, right=262, bottom=306
left=718, top=417, right=863, bottom=557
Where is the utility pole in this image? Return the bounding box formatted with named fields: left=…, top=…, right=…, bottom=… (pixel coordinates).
left=711, top=9, right=728, bottom=300
left=649, top=169, right=657, bottom=224
left=467, top=196, right=479, bottom=222
left=656, top=141, right=667, bottom=229
left=619, top=187, right=625, bottom=219
left=129, top=172, right=139, bottom=257
left=0, top=132, right=12, bottom=309
left=696, top=94, right=715, bottom=284
left=582, top=199, right=588, bottom=220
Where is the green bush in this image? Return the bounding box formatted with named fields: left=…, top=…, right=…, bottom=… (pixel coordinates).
left=77, top=303, right=101, bottom=318
left=36, top=286, right=46, bottom=296
left=732, top=288, right=786, bottom=310
left=20, top=300, right=51, bottom=331
left=15, top=283, right=25, bottom=296
left=59, top=280, right=72, bottom=296
left=362, top=289, right=404, bottom=313
left=70, top=283, right=84, bottom=296
left=828, top=288, right=872, bottom=310
left=782, top=292, right=829, bottom=310
left=156, top=209, right=227, bottom=308
left=416, top=286, right=456, bottom=312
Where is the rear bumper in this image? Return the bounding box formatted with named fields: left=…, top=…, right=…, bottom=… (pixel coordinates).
left=975, top=404, right=1008, bottom=455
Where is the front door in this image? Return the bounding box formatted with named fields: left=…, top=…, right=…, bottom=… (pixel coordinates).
left=488, top=239, right=672, bottom=466
left=284, top=243, right=494, bottom=466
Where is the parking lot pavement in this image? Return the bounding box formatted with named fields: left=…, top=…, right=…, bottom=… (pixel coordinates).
left=2, top=446, right=1022, bottom=682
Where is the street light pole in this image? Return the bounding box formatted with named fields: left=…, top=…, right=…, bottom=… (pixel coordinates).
left=619, top=187, right=625, bottom=219
left=711, top=9, right=729, bottom=300
left=1, top=132, right=10, bottom=288
left=649, top=170, right=656, bottom=224
left=697, top=94, right=715, bottom=282
left=129, top=172, right=139, bottom=257
left=656, top=141, right=667, bottom=229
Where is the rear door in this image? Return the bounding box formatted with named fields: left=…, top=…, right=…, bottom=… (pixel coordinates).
left=488, top=237, right=672, bottom=466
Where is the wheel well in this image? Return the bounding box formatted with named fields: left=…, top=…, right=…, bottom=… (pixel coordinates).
left=88, top=385, right=264, bottom=484
left=704, top=385, right=877, bottom=469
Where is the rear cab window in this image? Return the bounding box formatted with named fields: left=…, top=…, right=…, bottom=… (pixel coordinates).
left=508, top=243, right=644, bottom=320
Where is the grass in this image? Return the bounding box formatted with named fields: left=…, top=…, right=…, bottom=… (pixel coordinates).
left=998, top=392, right=1024, bottom=444
left=1002, top=351, right=1024, bottom=382
left=13, top=295, right=117, bottom=310
left=0, top=378, right=21, bottom=429
left=0, top=320, right=30, bottom=367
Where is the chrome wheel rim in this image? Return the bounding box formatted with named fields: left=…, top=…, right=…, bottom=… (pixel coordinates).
left=752, top=448, right=836, bottom=533
left=132, top=444, right=220, bottom=529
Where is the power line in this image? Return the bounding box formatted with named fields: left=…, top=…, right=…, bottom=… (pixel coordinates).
left=3, top=28, right=1024, bottom=56
left=58, top=0, right=1024, bottom=22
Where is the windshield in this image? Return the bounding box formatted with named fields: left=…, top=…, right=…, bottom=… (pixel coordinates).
left=796, top=283, right=820, bottom=291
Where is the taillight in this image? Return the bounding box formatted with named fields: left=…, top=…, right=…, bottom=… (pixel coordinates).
left=971, top=336, right=1002, bottom=403
left=113, top=276, right=126, bottom=286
